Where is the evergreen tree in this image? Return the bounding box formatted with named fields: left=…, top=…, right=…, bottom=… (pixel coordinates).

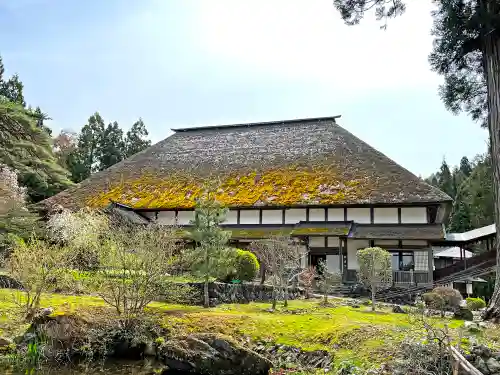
left=449, top=199, right=473, bottom=233
left=97, top=121, right=125, bottom=171
left=460, top=156, right=473, bottom=177
left=125, top=118, right=151, bottom=157
left=438, top=159, right=455, bottom=198
left=332, top=0, right=500, bottom=318
left=0, top=100, right=72, bottom=202
left=187, top=190, right=233, bottom=308
left=0, top=57, right=25, bottom=106
left=74, top=112, right=105, bottom=181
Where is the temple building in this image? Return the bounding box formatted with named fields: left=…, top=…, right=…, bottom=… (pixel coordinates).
left=45, top=116, right=454, bottom=286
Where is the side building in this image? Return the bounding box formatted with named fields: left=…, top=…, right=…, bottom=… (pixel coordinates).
left=43, top=116, right=452, bottom=286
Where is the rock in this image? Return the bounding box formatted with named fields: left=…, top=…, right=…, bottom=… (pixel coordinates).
left=476, top=357, right=489, bottom=374
left=454, top=307, right=473, bottom=321
left=252, top=344, right=333, bottom=370
left=392, top=305, right=406, bottom=314
left=0, top=337, right=13, bottom=347
left=144, top=341, right=156, bottom=357
left=465, top=321, right=482, bottom=333
left=352, top=305, right=360, bottom=309
left=159, top=333, right=272, bottom=375
left=472, top=344, right=492, bottom=358
left=487, top=357, right=500, bottom=374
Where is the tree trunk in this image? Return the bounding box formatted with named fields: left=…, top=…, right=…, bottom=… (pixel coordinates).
left=260, top=263, right=266, bottom=285
left=204, top=277, right=209, bottom=308
left=272, top=287, right=277, bottom=310
left=284, top=285, right=288, bottom=308
left=482, top=31, right=500, bottom=321
left=371, top=286, right=376, bottom=312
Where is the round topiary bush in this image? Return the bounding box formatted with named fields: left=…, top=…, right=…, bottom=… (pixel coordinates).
left=466, top=297, right=486, bottom=311
left=423, top=286, right=463, bottom=317
left=234, top=250, right=260, bottom=282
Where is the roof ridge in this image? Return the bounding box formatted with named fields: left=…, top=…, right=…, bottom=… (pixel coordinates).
left=171, top=115, right=341, bottom=132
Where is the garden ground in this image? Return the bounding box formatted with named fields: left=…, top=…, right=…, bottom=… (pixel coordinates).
left=0, top=289, right=499, bottom=371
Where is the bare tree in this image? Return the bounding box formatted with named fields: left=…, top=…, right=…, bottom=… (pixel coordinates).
left=251, top=236, right=306, bottom=309
left=316, top=260, right=342, bottom=305
left=299, top=266, right=317, bottom=299
left=7, top=236, right=71, bottom=320
left=357, top=247, right=392, bottom=311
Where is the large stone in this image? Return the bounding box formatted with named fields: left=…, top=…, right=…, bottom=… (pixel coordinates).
left=392, top=305, right=406, bottom=314
left=487, top=357, right=500, bottom=374
left=159, top=333, right=272, bottom=375
left=453, top=307, right=473, bottom=321
left=0, top=337, right=13, bottom=347
left=464, top=321, right=483, bottom=333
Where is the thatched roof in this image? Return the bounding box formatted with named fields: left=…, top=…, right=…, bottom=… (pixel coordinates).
left=43, top=116, right=451, bottom=210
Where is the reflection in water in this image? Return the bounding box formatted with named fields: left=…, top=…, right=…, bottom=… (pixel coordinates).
left=1, top=359, right=191, bottom=375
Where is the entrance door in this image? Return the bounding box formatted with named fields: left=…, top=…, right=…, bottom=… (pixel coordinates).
left=310, top=254, right=327, bottom=274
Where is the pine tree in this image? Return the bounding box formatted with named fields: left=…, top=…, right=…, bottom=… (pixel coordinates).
left=97, top=121, right=125, bottom=171
left=332, top=0, right=500, bottom=320
left=0, top=100, right=72, bottom=202
left=125, top=118, right=151, bottom=157
left=0, top=57, right=25, bottom=106
left=449, top=199, right=473, bottom=233
left=186, top=190, right=233, bottom=308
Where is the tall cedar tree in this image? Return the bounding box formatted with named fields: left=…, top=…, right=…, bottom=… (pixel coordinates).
left=125, top=119, right=151, bottom=157
left=98, top=121, right=125, bottom=171
left=74, top=112, right=105, bottom=182
left=187, top=191, right=233, bottom=308
left=333, top=0, right=500, bottom=319
left=438, top=159, right=456, bottom=198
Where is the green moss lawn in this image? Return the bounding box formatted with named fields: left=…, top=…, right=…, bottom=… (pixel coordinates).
left=0, top=289, right=498, bottom=370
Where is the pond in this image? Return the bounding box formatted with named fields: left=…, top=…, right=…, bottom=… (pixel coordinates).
left=1, top=359, right=191, bottom=375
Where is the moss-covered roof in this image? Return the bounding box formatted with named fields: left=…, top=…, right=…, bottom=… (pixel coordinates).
left=349, top=223, right=444, bottom=240
left=43, top=117, right=451, bottom=210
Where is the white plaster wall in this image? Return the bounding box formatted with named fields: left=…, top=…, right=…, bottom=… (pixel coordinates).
left=373, top=207, right=398, bottom=224
left=347, top=208, right=371, bottom=223
left=327, top=237, right=340, bottom=247
left=156, top=211, right=175, bottom=225
left=224, top=210, right=238, bottom=224
left=327, top=255, right=341, bottom=272
left=347, top=240, right=370, bottom=270
left=309, top=237, right=325, bottom=247
left=309, top=208, right=325, bottom=221
left=401, top=207, right=427, bottom=224
left=177, top=211, right=194, bottom=225
left=402, top=240, right=428, bottom=246
left=327, top=208, right=344, bottom=221
left=414, top=250, right=429, bottom=271
left=262, top=209, right=282, bottom=224
left=285, top=208, right=307, bottom=224
left=240, top=210, right=260, bottom=224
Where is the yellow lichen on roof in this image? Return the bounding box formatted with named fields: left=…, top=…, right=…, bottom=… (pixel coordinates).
left=85, top=166, right=369, bottom=209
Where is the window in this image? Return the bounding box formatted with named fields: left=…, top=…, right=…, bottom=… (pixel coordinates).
left=390, top=251, right=414, bottom=271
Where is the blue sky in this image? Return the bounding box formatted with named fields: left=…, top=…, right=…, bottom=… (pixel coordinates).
left=0, top=0, right=488, bottom=177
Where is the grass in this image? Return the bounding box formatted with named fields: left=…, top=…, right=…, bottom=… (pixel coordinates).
left=0, top=289, right=495, bottom=371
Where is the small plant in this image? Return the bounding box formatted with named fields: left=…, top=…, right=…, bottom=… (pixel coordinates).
left=299, top=266, right=317, bottom=299
left=356, top=247, right=392, bottom=311
left=316, top=260, right=342, bottom=305
left=234, top=249, right=260, bottom=282
left=336, top=359, right=361, bottom=374
left=466, top=297, right=486, bottom=311
left=423, top=287, right=463, bottom=317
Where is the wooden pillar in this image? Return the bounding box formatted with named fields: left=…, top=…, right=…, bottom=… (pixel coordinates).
left=463, top=246, right=467, bottom=269
left=427, top=247, right=433, bottom=284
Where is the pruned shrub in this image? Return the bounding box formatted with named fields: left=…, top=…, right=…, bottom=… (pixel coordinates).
left=234, top=250, right=260, bottom=282
left=423, top=287, right=463, bottom=316
left=466, top=297, right=486, bottom=311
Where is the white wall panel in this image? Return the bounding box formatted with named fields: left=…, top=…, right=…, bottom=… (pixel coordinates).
left=240, top=210, right=260, bottom=224
left=327, top=237, right=340, bottom=247
left=374, top=207, right=398, bottom=224
left=347, top=208, right=371, bottom=223
left=327, top=208, right=344, bottom=221
left=326, top=255, right=341, bottom=272
left=285, top=208, right=306, bottom=224
left=156, top=211, right=175, bottom=225
left=177, top=211, right=194, bottom=225
left=309, top=237, right=325, bottom=247
left=309, top=208, right=325, bottom=221
left=374, top=240, right=399, bottom=246
left=347, top=239, right=370, bottom=270
left=401, top=207, right=427, bottom=224
left=262, top=210, right=283, bottom=224
left=224, top=210, right=238, bottom=224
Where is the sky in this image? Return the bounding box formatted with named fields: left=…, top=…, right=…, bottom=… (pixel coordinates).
left=0, top=0, right=489, bottom=177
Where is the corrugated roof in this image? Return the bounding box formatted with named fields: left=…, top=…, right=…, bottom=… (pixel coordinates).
left=433, top=246, right=473, bottom=259
left=445, top=224, right=496, bottom=242
left=42, top=117, right=451, bottom=210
